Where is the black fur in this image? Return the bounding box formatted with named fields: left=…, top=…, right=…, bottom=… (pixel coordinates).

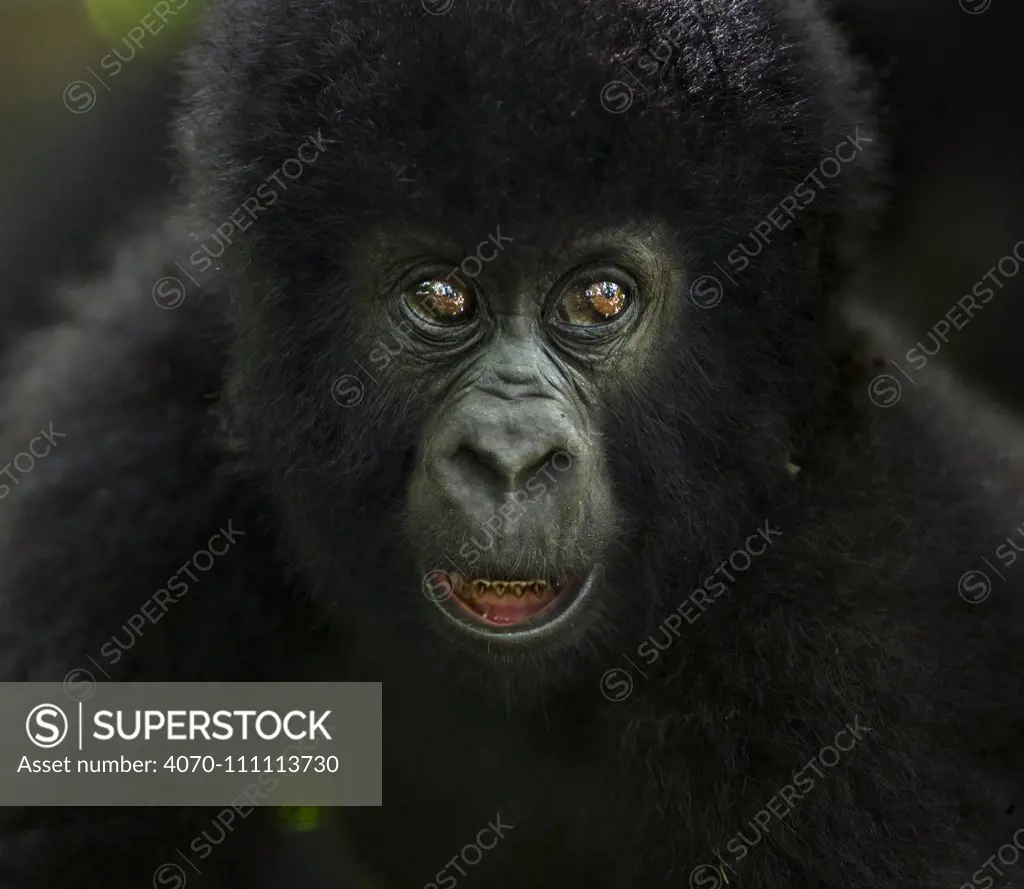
left=0, top=1, right=1021, bottom=887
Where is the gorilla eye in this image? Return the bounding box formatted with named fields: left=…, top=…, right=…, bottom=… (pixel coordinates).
left=556, top=280, right=632, bottom=327
left=404, top=278, right=476, bottom=326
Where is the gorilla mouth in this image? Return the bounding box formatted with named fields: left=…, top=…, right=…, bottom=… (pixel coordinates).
left=427, top=568, right=600, bottom=642
left=452, top=576, right=564, bottom=625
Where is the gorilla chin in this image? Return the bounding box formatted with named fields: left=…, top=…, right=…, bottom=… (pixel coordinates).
left=426, top=567, right=603, bottom=645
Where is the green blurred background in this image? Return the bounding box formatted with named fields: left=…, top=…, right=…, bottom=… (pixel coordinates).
left=0, top=0, right=199, bottom=348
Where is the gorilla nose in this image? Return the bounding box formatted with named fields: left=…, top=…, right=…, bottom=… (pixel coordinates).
left=449, top=437, right=566, bottom=498
left=432, top=404, right=581, bottom=512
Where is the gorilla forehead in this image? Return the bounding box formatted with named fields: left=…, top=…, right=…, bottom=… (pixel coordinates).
left=183, top=0, right=857, bottom=237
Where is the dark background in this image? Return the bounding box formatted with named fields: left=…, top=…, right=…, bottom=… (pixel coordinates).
left=1, top=0, right=1021, bottom=408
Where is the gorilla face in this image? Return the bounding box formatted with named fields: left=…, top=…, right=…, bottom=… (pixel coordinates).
left=183, top=0, right=880, bottom=682
left=400, top=229, right=680, bottom=647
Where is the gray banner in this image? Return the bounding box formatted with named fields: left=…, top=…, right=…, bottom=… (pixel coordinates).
left=0, top=682, right=381, bottom=805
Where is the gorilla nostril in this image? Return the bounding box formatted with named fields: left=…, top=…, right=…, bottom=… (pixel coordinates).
left=449, top=445, right=506, bottom=495
left=520, top=450, right=566, bottom=483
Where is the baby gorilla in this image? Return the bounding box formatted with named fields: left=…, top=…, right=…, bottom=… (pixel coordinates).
left=0, top=0, right=1021, bottom=887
